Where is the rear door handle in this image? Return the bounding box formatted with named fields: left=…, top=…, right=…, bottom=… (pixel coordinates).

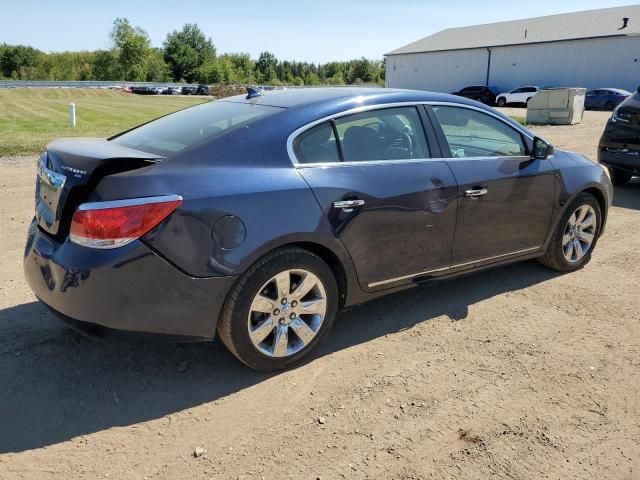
left=333, top=199, right=365, bottom=212
left=464, top=188, right=488, bottom=198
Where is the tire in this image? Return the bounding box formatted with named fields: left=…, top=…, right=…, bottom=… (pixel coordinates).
left=538, top=193, right=601, bottom=272
left=497, top=97, right=506, bottom=107
left=609, top=167, right=632, bottom=186
left=605, top=101, right=615, bottom=111
left=217, top=247, right=338, bottom=371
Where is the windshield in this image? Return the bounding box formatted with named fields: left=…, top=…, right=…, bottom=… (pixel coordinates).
left=111, top=101, right=281, bottom=156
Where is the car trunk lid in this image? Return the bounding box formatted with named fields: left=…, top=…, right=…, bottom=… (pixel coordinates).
left=35, top=138, right=162, bottom=237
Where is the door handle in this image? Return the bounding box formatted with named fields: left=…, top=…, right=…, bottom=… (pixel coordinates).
left=464, top=188, right=488, bottom=198
left=333, top=199, right=365, bottom=212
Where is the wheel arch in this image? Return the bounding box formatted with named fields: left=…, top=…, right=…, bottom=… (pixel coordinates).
left=546, top=183, right=609, bottom=248
left=287, top=241, right=349, bottom=309
left=582, top=186, right=608, bottom=233
left=230, top=235, right=360, bottom=311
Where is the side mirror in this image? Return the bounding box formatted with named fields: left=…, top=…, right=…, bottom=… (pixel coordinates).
left=531, top=136, right=554, bottom=160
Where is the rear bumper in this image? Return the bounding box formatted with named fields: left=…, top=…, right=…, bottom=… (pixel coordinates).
left=23, top=219, right=235, bottom=339
left=599, top=147, right=640, bottom=173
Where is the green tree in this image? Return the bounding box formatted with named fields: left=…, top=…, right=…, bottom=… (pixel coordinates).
left=163, top=24, right=216, bottom=83
left=109, top=18, right=152, bottom=81
left=93, top=49, right=121, bottom=80
left=0, top=44, right=41, bottom=78
left=93, top=50, right=124, bottom=80
left=256, top=51, right=277, bottom=83
left=145, top=48, right=170, bottom=82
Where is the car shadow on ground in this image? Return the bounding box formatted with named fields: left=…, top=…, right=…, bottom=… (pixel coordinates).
left=0, top=260, right=559, bottom=454
left=612, top=178, right=640, bottom=210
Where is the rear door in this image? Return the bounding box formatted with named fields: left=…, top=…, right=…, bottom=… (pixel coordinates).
left=294, top=106, right=458, bottom=290
left=429, top=104, right=555, bottom=265
left=509, top=88, right=524, bottom=103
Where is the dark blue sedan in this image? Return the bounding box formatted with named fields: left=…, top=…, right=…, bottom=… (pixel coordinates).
left=24, top=88, right=613, bottom=371
left=585, top=88, right=631, bottom=111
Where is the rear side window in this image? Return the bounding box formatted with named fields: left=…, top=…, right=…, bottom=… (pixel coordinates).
left=293, top=122, right=340, bottom=164
left=334, top=107, right=429, bottom=161
left=433, top=106, right=527, bottom=158
left=112, top=101, right=280, bottom=156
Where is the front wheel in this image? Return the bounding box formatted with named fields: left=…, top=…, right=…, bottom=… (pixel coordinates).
left=217, top=247, right=338, bottom=371
left=497, top=97, right=506, bottom=107
left=538, top=193, right=601, bottom=272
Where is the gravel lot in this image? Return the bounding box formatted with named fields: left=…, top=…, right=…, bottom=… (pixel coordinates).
left=1, top=110, right=639, bottom=479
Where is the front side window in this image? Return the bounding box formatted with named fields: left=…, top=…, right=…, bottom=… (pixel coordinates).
left=112, top=101, right=280, bottom=156
left=334, top=107, right=429, bottom=162
left=511, top=88, right=524, bottom=94
left=433, top=106, right=527, bottom=158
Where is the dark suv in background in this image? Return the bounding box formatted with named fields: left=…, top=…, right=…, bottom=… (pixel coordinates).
left=451, top=85, right=497, bottom=105
left=182, top=85, right=210, bottom=95
left=598, top=86, right=640, bottom=185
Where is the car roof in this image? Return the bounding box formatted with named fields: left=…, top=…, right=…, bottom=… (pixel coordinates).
left=219, top=87, right=472, bottom=109
left=592, top=88, right=631, bottom=94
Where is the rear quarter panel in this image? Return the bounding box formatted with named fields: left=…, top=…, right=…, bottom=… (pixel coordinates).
left=92, top=163, right=354, bottom=281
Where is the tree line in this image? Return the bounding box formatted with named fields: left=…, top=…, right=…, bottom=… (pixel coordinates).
left=0, top=18, right=385, bottom=86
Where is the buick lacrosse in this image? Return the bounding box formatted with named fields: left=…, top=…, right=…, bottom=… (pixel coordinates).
left=24, top=87, right=613, bottom=370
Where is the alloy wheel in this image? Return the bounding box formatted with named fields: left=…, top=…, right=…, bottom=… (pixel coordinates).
left=562, top=205, right=597, bottom=263
left=247, top=269, right=327, bottom=357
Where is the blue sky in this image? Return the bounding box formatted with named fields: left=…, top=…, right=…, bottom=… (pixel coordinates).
left=1, top=0, right=634, bottom=62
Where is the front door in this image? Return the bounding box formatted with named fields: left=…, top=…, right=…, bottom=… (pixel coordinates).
left=430, top=105, right=555, bottom=265
left=293, top=106, right=458, bottom=290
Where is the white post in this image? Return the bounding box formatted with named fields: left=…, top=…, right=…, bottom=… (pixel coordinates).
left=69, top=103, right=76, bottom=128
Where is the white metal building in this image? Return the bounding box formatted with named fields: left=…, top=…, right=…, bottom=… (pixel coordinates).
left=385, top=5, right=640, bottom=93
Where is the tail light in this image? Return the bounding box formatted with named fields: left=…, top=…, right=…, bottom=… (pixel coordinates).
left=70, top=195, right=183, bottom=249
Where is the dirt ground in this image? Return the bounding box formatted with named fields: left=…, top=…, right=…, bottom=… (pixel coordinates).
left=1, top=109, right=639, bottom=479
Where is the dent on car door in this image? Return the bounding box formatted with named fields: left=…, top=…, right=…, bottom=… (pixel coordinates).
left=430, top=105, right=555, bottom=265
left=294, top=106, right=458, bottom=290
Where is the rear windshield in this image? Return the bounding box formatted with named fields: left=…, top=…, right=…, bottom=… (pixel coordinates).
left=111, top=101, right=280, bottom=156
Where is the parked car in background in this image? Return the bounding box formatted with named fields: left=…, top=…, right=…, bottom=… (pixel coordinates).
left=598, top=86, right=640, bottom=185
left=451, top=85, right=498, bottom=105
left=182, top=85, right=210, bottom=95
left=585, top=88, right=631, bottom=111
left=24, top=88, right=612, bottom=371
left=130, top=86, right=158, bottom=95
left=162, top=87, right=182, bottom=95
left=496, top=86, right=541, bottom=107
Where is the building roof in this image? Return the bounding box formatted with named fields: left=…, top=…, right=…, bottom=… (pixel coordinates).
left=386, top=5, right=640, bottom=55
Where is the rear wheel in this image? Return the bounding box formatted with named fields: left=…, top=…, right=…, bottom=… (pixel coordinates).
left=605, top=100, right=615, bottom=111
left=497, top=97, right=506, bottom=107
left=609, top=167, right=632, bottom=186
left=538, top=193, right=601, bottom=272
left=217, top=247, right=338, bottom=371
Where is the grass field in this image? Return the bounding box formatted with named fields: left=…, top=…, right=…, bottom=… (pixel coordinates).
left=0, top=89, right=210, bottom=156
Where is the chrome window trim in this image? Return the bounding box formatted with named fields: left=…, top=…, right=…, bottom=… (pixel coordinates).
left=77, top=194, right=184, bottom=211
left=367, top=246, right=542, bottom=288
left=286, top=101, right=536, bottom=168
